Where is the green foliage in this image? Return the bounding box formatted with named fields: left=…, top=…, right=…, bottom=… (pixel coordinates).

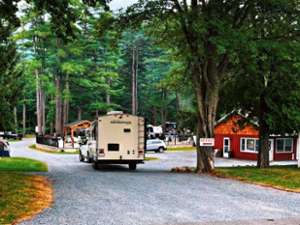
left=0, top=1, right=25, bottom=131
left=0, top=42, right=23, bottom=130
left=219, top=29, right=300, bottom=135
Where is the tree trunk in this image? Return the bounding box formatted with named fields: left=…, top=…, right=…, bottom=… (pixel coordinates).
left=106, top=94, right=111, bottom=105
left=50, top=122, right=53, bottom=135
left=55, top=38, right=64, bottom=137
left=131, top=46, right=138, bottom=115
left=13, top=106, right=17, bottom=132
left=257, top=92, right=270, bottom=168
left=63, top=74, right=69, bottom=125
left=175, top=91, right=180, bottom=124
left=50, top=95, right=54, bottom=135
left=135, top=47, right=139, bottom=114
left=36, top=69, right=43, bottom=135
left=55, top=75, right=63, bottom=136
left=160, top=109, right=166, bottom=132
left=35, top=69, right=46, bottom=135
left=106, top=78, right=111, bottom=108
left=192, top=59, right=220, bottom=173
left=41, top=89, right=46, bottom=134
left=78, top=108, right=82, bottom=121
left=160, top=89, right=167, bottom=132
left=152, top=107, right=157, bottom=125
left=22, top=102, right=26, bottom=136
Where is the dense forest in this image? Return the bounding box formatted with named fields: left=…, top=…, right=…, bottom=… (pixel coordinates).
left=1, top=0, right=300, bottom=171
left=5, top=2, right=184, bottom=136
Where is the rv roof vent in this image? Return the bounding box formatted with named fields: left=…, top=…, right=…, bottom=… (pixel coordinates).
left=107, top=111, right=124, bottom=115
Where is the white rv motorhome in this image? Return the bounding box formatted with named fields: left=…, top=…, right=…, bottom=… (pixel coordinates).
left=83, top=112, right=145, bottom=170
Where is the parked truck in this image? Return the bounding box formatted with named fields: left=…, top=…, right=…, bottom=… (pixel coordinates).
left=81, top=111, right=146, bottom=170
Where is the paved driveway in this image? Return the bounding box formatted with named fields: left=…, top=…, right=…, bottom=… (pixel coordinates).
left=10, top=139, right=300, bottom=225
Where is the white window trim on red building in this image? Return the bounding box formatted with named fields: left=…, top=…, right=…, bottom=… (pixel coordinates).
left=275, top=138, right=293, bottom=154
left=240, top=137, right=259, bottom=154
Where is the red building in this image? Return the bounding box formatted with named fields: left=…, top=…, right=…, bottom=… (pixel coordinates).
left=214, top=112, right=298, bottom=161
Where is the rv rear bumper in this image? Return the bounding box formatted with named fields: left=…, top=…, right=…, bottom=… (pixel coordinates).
left=94, top=159, right=144, bottom=164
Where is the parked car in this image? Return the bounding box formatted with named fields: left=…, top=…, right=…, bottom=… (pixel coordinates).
left=0, top=140, right=10, bottom=157
left=0, top=131, right=23, bottom=140
left=146, top=139, right=166, bottom=153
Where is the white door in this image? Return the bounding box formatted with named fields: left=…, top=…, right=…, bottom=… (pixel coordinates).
left=223, top=137, right=230, bottom=158
left=269, top=139, right=274, bottom=161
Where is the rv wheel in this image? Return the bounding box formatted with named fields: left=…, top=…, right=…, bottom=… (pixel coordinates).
left=129, top=163, right=137, bottom=171
left=93, top=161, right=99, bottom=170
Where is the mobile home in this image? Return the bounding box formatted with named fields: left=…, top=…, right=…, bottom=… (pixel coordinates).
left=83, top=112, right=145, bottom=170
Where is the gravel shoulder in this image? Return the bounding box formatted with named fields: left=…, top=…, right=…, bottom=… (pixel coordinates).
left=9, top=139, right=300, bottom=225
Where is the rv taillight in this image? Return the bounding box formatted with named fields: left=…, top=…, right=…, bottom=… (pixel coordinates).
left=138, top=150, right=144, bottom=155
left=98, top=148, right=105, bottom=157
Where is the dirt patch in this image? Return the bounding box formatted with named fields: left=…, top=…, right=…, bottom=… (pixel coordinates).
left=12, top=175, right=53, bottom=225
left=171, top=166, right=195, bottom=173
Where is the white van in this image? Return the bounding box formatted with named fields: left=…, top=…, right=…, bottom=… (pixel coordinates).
left=82, top=112, right=145, bottom=170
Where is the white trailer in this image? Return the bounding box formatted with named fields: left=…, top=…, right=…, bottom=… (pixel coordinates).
left=147, top=124, right=163, bottom=139
left=86, top=112, right=145, bottom=170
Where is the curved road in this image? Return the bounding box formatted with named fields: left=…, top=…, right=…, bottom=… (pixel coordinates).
left=10, top=139, right=300, bottom=225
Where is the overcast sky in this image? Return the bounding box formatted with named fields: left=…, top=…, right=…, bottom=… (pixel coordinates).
left=17, top=0, right=138, bottom=17
left=109, top=0, right=138, bottom=11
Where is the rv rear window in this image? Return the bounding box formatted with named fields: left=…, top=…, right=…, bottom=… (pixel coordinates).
left=124, top=128, right=131, bottom=133
left=108, top=143, right=119, bottom=151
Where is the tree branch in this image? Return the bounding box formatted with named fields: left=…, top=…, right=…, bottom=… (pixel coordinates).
left=183, top=0, right=188, bottom=12
left=232, top=0, right=253, bottom=28
left=191, top=0, right=198, bottom=9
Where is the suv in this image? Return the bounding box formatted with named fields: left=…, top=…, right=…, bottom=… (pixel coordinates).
left=0, top=140, right=10, bottom=157
left=146, top=139, right=166, bottom=153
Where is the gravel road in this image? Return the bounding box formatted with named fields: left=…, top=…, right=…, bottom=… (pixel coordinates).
left=10, top=139, right=300, bottom=225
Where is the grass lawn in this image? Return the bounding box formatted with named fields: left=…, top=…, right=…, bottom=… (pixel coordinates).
left=0, top=157, right=51, bottom=225
left=214, top=166, right=300, bottom=192
left=0, top=157, right=47, bottom=172
left=30, top=144, right=79, bottom=154
left=145, top=157, right=159, bottom=161
left=24, top=134, right=36, bottom=138
left=167, top=146, right=196, bottom=151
